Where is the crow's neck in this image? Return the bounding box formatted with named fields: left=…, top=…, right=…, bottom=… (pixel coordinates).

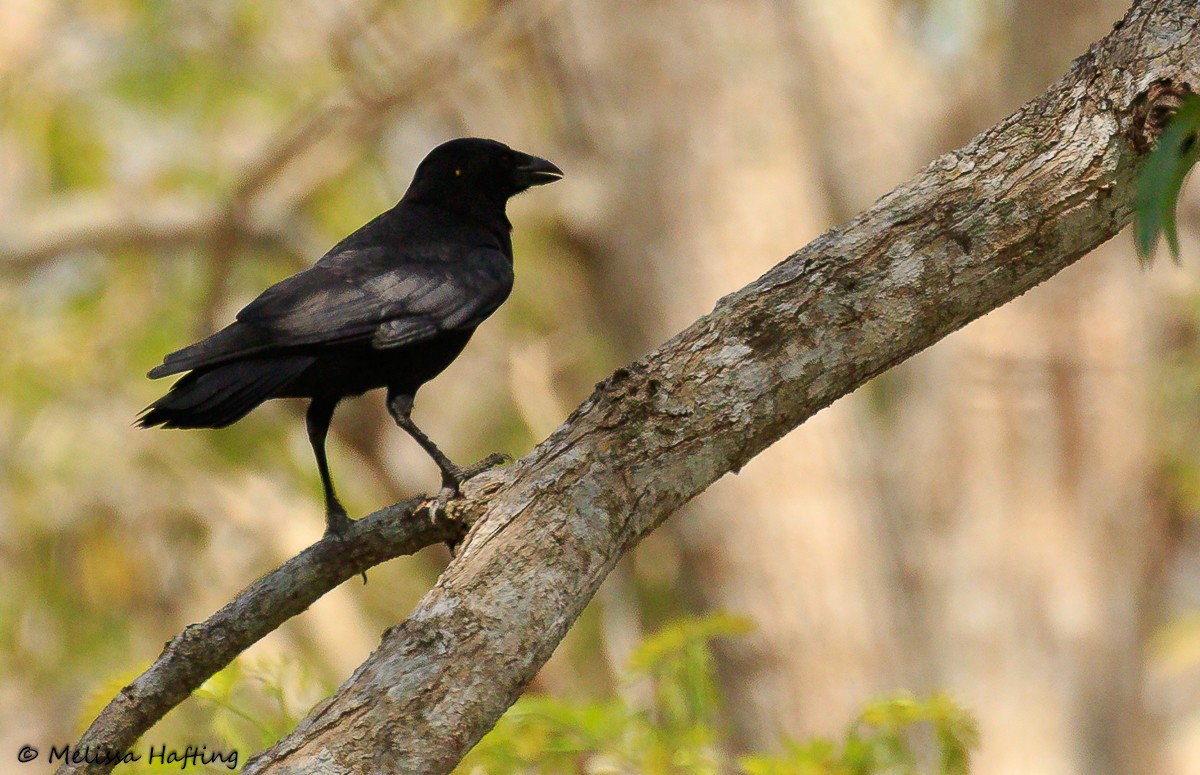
left=406, top=194, right=512, bottom=241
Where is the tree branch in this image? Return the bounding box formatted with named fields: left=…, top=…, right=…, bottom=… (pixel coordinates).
left=56, top=493, right=485, bottom=775
left=238, top=2, right=1198, bottom=772
left=62, top=0, right=1200, bottom=772
left=0, top=200, right=238, bottom=275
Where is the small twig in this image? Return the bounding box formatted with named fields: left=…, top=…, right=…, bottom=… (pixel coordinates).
left=228, top=0, right=555, bottom=210
left=0, top=204, right=292, bottom=276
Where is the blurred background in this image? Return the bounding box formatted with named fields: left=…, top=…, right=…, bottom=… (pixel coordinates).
left=3, top=0, right=1200, bottom=772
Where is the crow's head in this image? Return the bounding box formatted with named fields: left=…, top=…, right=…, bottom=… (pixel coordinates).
left=405, top=138, right=562, bottom=214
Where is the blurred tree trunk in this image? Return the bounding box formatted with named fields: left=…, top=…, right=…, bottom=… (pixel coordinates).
left=544, top=0, right=922, bottom=744
left=888, top=1, right=1164, bottom=773
left=549, top=1, right=1165, bottom=771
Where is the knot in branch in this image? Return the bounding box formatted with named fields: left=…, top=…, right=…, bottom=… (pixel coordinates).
left=1127, top=78, right=1195, bottom=153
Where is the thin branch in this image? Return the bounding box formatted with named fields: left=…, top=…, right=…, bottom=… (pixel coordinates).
left=58, top=492, right=485, bottom=774
left=227, top=0, right=556, bottom=209
left=0, top=200, right=303, bottom=277
left=0, top=202, right=211, bottom=274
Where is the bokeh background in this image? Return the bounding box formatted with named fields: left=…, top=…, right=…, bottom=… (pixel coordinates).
left=3, top=0, right=1200, bottom=772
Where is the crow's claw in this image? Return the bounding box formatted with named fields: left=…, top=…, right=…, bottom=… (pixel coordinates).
left=439, top=452, right=512, bottom=492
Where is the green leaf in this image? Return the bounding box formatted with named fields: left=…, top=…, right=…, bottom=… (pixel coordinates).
left=1134, top=95, right=1200, bottom=263
left=625, top=612, right=754, bottom=676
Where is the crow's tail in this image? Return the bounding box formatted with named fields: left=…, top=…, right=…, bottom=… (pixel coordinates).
left=137, top=356, right=313, bottom=429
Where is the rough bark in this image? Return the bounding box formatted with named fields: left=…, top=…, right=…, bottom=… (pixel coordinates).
left=217, top=2, right=1197, bottom=772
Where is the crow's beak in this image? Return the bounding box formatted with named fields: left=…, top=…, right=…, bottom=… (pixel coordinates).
left=514, top=154, right=564, bottom=188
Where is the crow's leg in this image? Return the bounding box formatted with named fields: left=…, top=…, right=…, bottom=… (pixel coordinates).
left=307, top=397, right=352, bottom=537
left=386, top=390, right=510, bottom=492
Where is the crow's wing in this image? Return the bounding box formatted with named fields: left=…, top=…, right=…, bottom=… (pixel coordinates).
left=147, top=246, right=513, bottom=379
left=235, top=245, right=514, bottom=348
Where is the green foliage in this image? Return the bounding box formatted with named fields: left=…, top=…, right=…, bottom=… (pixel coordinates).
left=77, top=656, right=327, bottom=773
left=460, top=614, right=750, bottom=775
left=625, top=612, right=753, bottom=732
left=457, top=614, right=978, bottom=775
left=192, top=659, right=303, bottom=751
left=739, top=693, right=978, bottom=775
left=75, top=617, right=977, bottom=774
left=1134, top=95, right=1200, bottom=263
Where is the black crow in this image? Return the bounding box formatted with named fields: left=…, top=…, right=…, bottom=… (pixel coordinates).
left=139, top=138, right=562, bottom=535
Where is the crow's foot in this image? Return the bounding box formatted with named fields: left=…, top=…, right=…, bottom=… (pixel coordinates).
left=323, top=505, right=368, bottom=582
left=323, top=504, right=355, bottom=540
left=439, top=452, right=512, bottom=493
